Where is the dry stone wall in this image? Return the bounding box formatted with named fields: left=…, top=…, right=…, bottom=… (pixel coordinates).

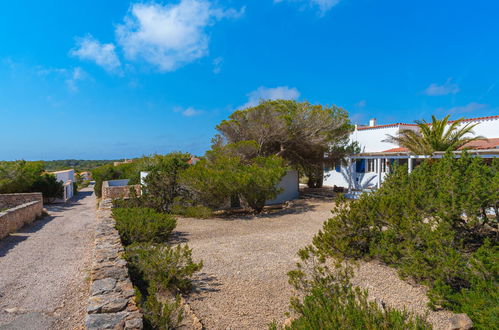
left=102, top=183, right=141, bottom=200
left=0, top=193, right=43, bottom=240
left=85, top=200, right=143, bottom=330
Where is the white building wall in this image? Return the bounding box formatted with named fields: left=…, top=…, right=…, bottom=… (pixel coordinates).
left=266, top=170, right=300, bottom=205
left=52, top=169, right=75, bottom=202
left=350, top=126, right=400, bottom=152
left=462, top=117, right=498, bottom=138
left=324, top=116, right=499, bottom=190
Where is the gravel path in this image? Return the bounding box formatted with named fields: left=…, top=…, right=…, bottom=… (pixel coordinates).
left=176, top=198, right=456, bottom=330
left=176, top=199, right=332, bottom=329
left=0, top=187, right=97, bottom=330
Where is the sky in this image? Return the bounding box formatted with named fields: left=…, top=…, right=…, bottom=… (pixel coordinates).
left=1, top=0, right=498, bottom=160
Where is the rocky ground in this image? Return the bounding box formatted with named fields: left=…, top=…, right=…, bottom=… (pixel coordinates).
left=176, top=198, right=458, bottom=330
left=0, top=187, right=97, bottom=330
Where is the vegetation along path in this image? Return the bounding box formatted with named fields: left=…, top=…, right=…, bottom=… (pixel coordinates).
left=175, top=199, right=331, bottom=329
left=177, top=198, right=456, bottom=330
left=0, top=186, right=97, bottom=330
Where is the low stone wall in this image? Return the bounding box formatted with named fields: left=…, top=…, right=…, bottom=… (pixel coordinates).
left=0, top=192, right=43, bottom=209
left=0, top=193, right=43, bottom=240
left=85, top=200, right=142, bottom=330
left=102, top=182, right=141, bottom=200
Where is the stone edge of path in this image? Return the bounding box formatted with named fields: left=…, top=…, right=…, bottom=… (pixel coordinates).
left=85, top=199, right=143, bottom=330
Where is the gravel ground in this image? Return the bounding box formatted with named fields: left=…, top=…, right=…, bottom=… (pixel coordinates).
left=177, top=198, right=456, bottom=330
left=0, top=187, right=97, bottom=330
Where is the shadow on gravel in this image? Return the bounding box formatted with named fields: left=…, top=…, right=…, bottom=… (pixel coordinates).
left=168, top=231, right=190, bottom=244
left=191, top=273, right=223, bottom=296
left=0, top=215, right=56, bottom=257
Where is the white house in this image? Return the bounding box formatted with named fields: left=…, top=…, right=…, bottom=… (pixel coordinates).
left=50, top=169, right=76, bottom=203
left=324, top=115, right=499, bottom=191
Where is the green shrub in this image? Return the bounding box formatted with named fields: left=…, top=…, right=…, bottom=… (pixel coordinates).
left=125, top=243, right=203, bottom=294
left=171, top=204, right=213, bottom=219
left=182, top=148, right=287, bottom=212
left=112, top=208, right=176, bottom=246
left=140, top=153, right=191, bottom=213
left=303, top=153, right=498, bottom=329
left=284, top=263, right=431, bottom=330
left=30, top=173, right=64, bottom=202
left=0, top=160, right=45, bottom=193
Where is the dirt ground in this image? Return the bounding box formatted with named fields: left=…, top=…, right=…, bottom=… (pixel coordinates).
left=176, top=198, right=454, bottom=330
left=0, top=187, right=96, bottom=330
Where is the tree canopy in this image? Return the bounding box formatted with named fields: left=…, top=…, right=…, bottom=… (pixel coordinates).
left=215, top=100, right=353, bottom=187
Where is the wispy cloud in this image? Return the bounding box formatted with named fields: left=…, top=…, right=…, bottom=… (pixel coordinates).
left=37, top=65, right=88, bottom=92
left=212, top=56, right=223, bottom=74
left=65, top=67, right=88, bottom=92
left=423, top=78, right=460, bottom=96
left=241, top=86, right=300, bottom=109
left=174, top=106, right=203, bottom=117
left=70, top=35, right=121, bottom=73
left=115, top=0, right=244, bottom=72
left=436, top=102, right=488, bottom=115
left=274, top=0, right=341, bottom=15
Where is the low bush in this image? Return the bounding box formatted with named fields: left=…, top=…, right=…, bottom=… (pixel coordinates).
left=300, top=153, right=498, bottom=329
left=125, top=243, right=202, bottom=329
left=280, top=263, right=431, bottom=330
left=30, top=173, right=64, bottom=202
left=182, top=147, right=287, bottom=212
left=126, top=243, right=203, bottom=294
left=112, top=208, right=176, bottom=246
left=170, top=204, right=213, bottom=219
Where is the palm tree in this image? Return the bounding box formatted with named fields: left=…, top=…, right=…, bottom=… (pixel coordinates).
left=384, top=115, right=485, bottom=155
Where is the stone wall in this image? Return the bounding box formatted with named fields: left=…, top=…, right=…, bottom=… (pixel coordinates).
left=0, top=192, right=43, bottom=209
left=0, top=193, right=43, bottom=240
left=102, top=181, right=141, bottom=200
left=85, top=200, right=142, bottom=330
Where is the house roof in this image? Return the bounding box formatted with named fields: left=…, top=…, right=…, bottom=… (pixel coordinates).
left=50, top=169, right=75, bottom=174
left=357, top=115, right=499, bottom=131
left=382, top=137, right=499, bottom=153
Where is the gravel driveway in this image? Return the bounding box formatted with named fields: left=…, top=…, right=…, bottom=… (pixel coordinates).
left=176, top=199, right=332, bottom=329
left=177, top=198, right=456, bottom=330
left=0, top=186, right=97, bottom=330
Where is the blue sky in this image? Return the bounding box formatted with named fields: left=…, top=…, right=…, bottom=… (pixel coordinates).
left=1, top=0, right=498, bottom=160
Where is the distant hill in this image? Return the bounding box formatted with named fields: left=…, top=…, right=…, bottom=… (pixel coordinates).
left=43, top=159, right=122, bottom=172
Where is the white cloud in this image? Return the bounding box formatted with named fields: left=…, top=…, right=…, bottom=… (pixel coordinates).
left=437, top=102, right=488, bottom=115
left=70, top=35, right=121, bottom=73
left=182, top=107, right=203, bottom=117
left=274, top=0, right=341, bottom=15
left=212, top=56, right=223, bottom=74
left=242, top=86, right=301, bottom=109
left=173, top=106, right=203, bottom=117
left=356, top=100, right=366, bottom=108
left=423, top=79, right=460, bottom=96
left=116, top=0, right=244, bottom=72
left=65, top=67, right=87, bottom=92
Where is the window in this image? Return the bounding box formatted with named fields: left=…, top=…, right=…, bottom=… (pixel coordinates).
left=355, top=159, right=366, bottom=173
left=367, top=159, right=376, bottom=172
left=380, top=159, right=387, bottom=173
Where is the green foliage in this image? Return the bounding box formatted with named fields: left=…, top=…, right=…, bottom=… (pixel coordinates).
left=170, top=204, right=213, bottom=219
left=42, top=159, right=118, bottom=172
left=126, top=243, right=203, bottom=294
left=215, top=99, right=353, bottom=188
left=284, top=262, right=431, bottom=330
left=30, top=174, right=64, bottom=201
left=384, top=115, right=484, bottom=155
left=113, top=208, right=177, bottom=246
left=304, top=153, right=498, bottom=329
left=141, top=290, right=183, bottom=330
left=0, top=160, right=45, bottom=193
left=140, top=153, right=191, bottom=213
left=182, top=148, right=287, bottom=212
